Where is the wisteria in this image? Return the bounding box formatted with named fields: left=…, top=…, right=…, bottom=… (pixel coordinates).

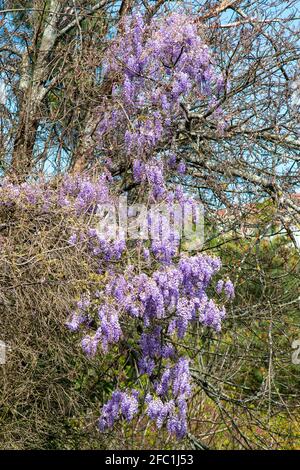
left=216, top=279, right=235, bottom=300
left=0, top=173, right=110, bottom=213
left=0, top=10, right=234, bottom=441
left=67, top=252, right=233, bottom=436
left=98, top=390, right=139, bottom=431
left=0, top=164, right=233, bottom=439
left=145, top=358, right=191, bottom=438
left=98, top=11, right=226, bottom=167
left=0, top=146, right=232, bottom=435
left=85, top=11, right=231, bottom=437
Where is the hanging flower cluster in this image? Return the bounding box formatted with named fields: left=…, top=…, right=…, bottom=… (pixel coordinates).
left=0, top=173, right=110, bottom=212
left=67, top=11, right=232, bottom=439
left=98, top=12, right=226, bottom=162
left=66, top=252, right=234, bottom=437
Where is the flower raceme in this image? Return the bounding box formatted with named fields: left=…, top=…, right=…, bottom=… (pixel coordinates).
left=66, top=252, right=234, bottom=438
left=91, top=9, right=231, bottom=435
left=98, top=11, right=227, bottom=170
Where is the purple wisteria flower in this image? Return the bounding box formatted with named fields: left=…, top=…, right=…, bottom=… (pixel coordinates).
left=224, top=279, right=235, bottom=299
left=0, top=168, right=234, bottom=441
left=98, top=391, right=139, bottom=431
left=216, top=279, right=224, bottom=294
left=216, top=279, right=235, bottom=299
left=97, top=11, right=226, bottom=169
left=55, top=10, right=235, bottom=441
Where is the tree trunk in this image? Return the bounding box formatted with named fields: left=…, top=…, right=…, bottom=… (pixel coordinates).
left=10, top=97, right=39, bottom=181
left=9, top=0, right=61, bottom=181
left=71, top=111, right=99, bottom=174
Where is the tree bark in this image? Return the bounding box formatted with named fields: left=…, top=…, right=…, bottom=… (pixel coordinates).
left=10, top=94, right=39, bottom=180
left=9, top=0, right=61, bottom=181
